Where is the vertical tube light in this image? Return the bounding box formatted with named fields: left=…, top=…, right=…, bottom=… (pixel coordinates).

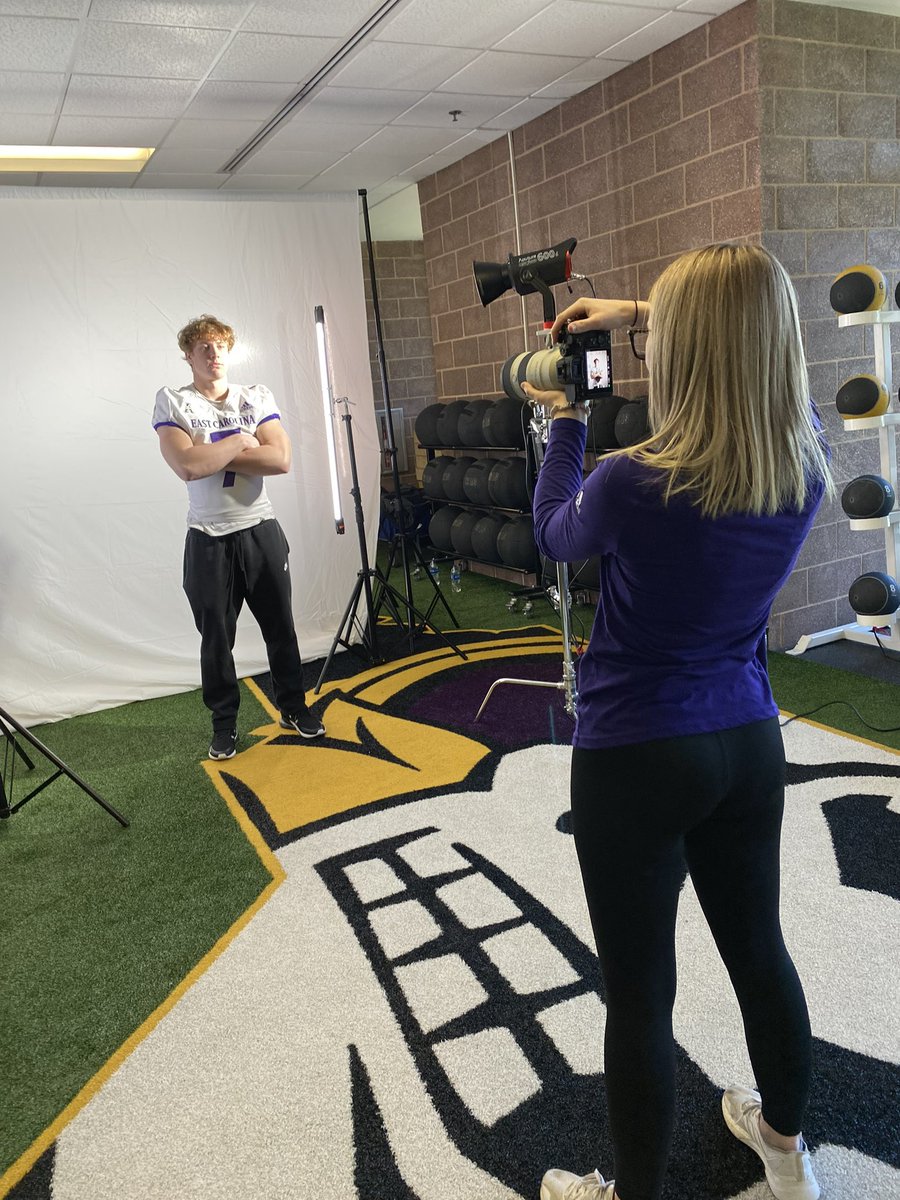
left=315, top=305, right=345, bottom=535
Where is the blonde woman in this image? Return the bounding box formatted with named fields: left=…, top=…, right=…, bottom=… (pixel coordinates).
left=524, top=244, right=831, bottom=1200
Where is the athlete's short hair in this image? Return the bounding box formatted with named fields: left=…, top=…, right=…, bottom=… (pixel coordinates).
left=177, top=315, right=235, bottom=355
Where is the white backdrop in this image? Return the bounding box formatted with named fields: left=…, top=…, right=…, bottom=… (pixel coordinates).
left=0, top=189, right=380, bottom=725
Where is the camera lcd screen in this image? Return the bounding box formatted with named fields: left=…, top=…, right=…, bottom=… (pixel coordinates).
left=585, top=349, right=611, bottom=391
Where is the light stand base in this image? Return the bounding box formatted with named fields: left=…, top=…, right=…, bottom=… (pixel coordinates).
left=0, top=706, right=128, bottom=826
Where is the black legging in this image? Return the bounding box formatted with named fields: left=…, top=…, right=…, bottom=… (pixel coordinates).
left=571, top=717, right=812, bottom=1200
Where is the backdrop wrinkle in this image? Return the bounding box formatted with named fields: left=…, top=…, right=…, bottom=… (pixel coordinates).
left=0, top=191, right=378, bottom=725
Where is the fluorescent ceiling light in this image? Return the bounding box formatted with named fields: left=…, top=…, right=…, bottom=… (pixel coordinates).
left=0, top=146, right=154, bottom=173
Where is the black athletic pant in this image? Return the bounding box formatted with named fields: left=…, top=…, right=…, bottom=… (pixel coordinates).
left=183, top=519, right=309, bottom=732
left=570, top=717, right=812, bottom=1200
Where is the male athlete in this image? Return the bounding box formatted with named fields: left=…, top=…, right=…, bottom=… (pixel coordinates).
left=153, top=314, right=324, bottom=760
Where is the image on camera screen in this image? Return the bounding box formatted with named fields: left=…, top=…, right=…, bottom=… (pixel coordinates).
left=585, top=349, right=611, bottom=391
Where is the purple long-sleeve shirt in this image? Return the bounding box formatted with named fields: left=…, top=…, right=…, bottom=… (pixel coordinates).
left=533, top=418, right=824, bottom=750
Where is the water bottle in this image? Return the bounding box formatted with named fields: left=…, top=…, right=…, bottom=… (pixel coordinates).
left=450, top=560, right=462, bottom=593
left=428, top=557, right=440, bottom=583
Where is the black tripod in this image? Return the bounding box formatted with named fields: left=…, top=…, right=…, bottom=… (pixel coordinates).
left=0, top=704, right=128, bottom=826
left=359, top=187, right=465, bottom=659
left=315, top=400, right=464, bottom=692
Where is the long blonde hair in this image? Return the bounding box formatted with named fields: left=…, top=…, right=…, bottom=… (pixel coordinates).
left=630, top=242, right=832, bottom=517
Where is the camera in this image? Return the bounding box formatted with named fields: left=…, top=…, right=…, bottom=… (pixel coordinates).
left=500, top=323, right=613, bottom=408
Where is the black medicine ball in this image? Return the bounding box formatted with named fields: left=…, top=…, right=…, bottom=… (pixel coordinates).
left=835, top=374, right=889, bottom=419
left=414, top=403, right=444, bottom=447
left=614, top=398, right=649, bottom=447
left=841, top=474, right=895, bottom=520
left=441, top=456, right=476, bottom=501
left=589, top=394, right=628, bottom=452
left=427, top=505, right=461, bottom=552
left=497, top=515, right=538, bottom=571
left=829, top=264, right=887, bottom=314
left=462, top=458, right=497, bottom=505
left=471, top=513, right=508, bottom=563
left=450, top=509, right=482, bottom=557
left=421, top=455, right=455, bottom=499
left=456, top=399, right=494, bottom=446
left=848, top=571, right=900, bottom=617
left=483, top=398, right=528, bottom=448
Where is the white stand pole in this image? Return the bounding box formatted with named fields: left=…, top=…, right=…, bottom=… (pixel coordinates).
left=788, top=307, right=900, bottom=655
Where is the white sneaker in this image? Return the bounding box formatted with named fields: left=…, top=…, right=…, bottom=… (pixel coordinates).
left=540, top=1169, right=616, bottom=1200
left=722, top=1086, right=820, bottom=1200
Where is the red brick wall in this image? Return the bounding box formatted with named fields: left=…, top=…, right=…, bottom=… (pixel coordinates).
left=417, top=0, right=760, bottom=407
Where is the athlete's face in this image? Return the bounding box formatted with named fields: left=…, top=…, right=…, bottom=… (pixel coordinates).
left=185, top=338, right=230, bottom=386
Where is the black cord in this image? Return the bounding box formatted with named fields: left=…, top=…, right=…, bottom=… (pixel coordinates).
left=780, top=699, right=900, bottom=733
left=871, top=626, right=900, bottom=660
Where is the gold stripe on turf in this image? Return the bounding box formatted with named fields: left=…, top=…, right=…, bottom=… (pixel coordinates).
left=0, top=789, right=285, bottom=1200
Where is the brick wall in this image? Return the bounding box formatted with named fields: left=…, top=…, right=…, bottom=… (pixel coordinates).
left=412, top=0, right=900, bottom=650
left=417, top=0, right=761, bottom=408
left=361, top=239, right=437, bottom=483
left=759, top=0, right=900, bottom=651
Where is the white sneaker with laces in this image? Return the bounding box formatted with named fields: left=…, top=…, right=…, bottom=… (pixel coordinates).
left=540, top=1168, right=616, bottom=1200
left=722, top=1085, right=820, bottom=1200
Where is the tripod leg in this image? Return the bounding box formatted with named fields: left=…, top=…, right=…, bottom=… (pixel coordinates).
left=315, top=574, right=370, bottom=693
left=0, top=716, right=35, bottom=770
left=0, top=706, right=128, bottom=826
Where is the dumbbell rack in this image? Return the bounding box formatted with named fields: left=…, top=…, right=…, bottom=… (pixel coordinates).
left=789, top=306, right=900, bottom=655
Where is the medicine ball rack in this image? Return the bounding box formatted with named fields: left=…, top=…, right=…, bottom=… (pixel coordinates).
left=789, top=304, right=900, bottom=655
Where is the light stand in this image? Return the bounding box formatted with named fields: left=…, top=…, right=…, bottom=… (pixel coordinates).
left=314, top=398, right=406, bottom=690
left=313, top=304, right=465, bottom=692
left=474, top=406, right=579, bottom=722
left=0, top=704, right=128, bottom=826
left=471, top=261, right=580, bottom=723
left=358, top=187, right=465, bottom=660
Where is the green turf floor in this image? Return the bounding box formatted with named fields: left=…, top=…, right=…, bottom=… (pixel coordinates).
left=3, top=562, right=900, bottom=1183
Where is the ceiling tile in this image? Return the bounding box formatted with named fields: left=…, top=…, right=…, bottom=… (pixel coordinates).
left=87, top=0, right=251, bottom=25
left=0, top=1, right=79, bottom=13
left=436, top=50, right=586, bottom=98
left=160, top=117, right=261, bottom=148
left=0, top=71, right=65, bottom=115
left=63, top=75, right=198, bottom=118
left=299, top=159, right=397, bottom=189
left=140, top=146, right=235, bottom=172
left=38, top=172, right=137, bottom=187
left=599, top=9, right=709, bottom=59
left=483, top=97, right=564, bottom=130
left=353, top=124, right=472, bottom=159
left=74, top=20, right=230, bottom=78
left=0, top=114, right=54, bottom=141
left=536, top=57, right=632, bottom=98
left=182, top=79, right=296, bottom=120
left=219, top=173, right=311, bottom=190
left=211, top=31, right=341, bottom=82
left=243, top=0, right=383, bottom=37
left=132, top=172, right=230, bottom=187
left=0, top=16, right=79, bottom=72
left=263, top=117, right=380, bottom=154
left=377, top=0, right=555, bottom=47
left=301, top=86, right=427, bottom=126
left=53, top=115, right=173, bottom=145
left=390, top=92, right=526, bottom=129
left=676, top=0, right=742, bottom=12
left=497, top=0, right=662, bottom=55
left=328, top=41, right=481, bottom=91
left=237, top=145, right=342, bottom=173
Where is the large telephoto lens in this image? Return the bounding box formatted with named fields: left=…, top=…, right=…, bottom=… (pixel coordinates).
left=500, top=346, right=565, bottom=401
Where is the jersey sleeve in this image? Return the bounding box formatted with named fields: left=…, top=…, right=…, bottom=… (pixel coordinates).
left=250, top=384, right=281, bottom=429
left=152, top=386, right=189, bottom=434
